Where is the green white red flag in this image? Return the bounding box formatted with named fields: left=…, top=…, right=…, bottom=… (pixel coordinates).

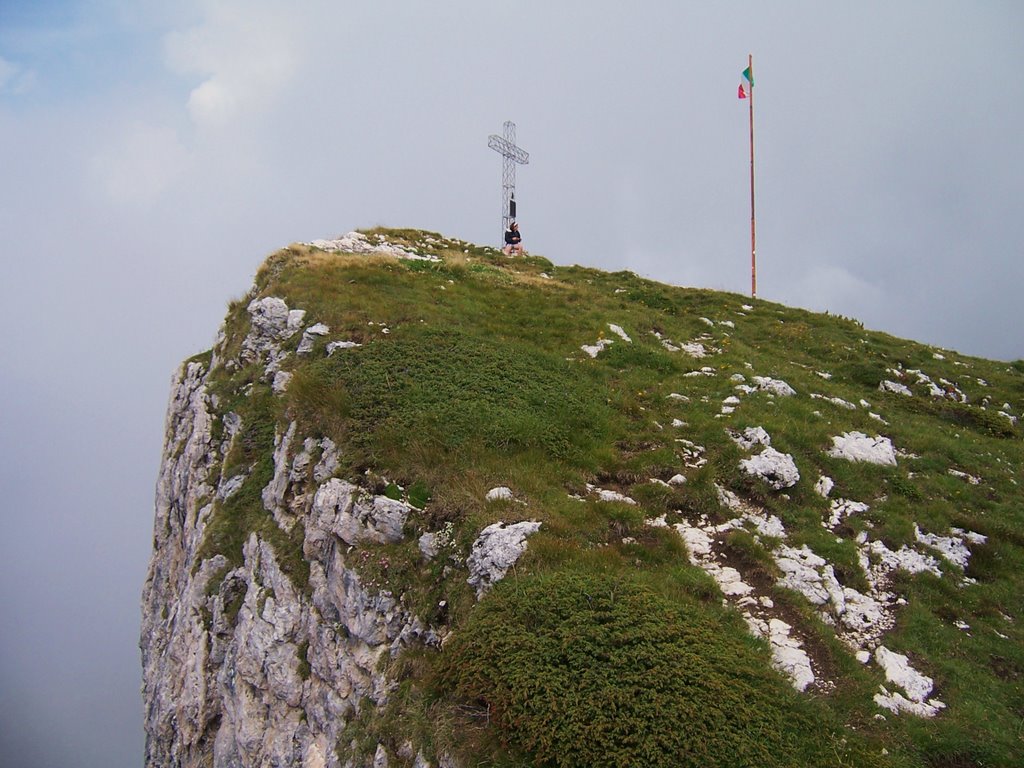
left=738, top=65, right=753, bottom=99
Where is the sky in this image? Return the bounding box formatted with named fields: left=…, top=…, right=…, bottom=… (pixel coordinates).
left=0, top=1, right=1021, bottom=765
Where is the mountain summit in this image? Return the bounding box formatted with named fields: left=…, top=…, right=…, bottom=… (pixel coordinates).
left=141, top=229, right=1024, bottom=767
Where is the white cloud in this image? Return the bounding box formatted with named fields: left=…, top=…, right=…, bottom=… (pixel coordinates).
left=0, top=55, right=37, bottom=95
left=163, top=1, right=304, bottom=129
left=186, top=78, right=236, bottom=127
left=0, top=56, right=15, bottom=87
left=89, top=121, right=190, bottom=206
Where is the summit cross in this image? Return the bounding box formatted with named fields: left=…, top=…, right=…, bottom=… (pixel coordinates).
left=487, top=120, right=529, bottom=244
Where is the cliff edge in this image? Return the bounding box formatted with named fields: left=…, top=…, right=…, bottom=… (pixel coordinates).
left=142, top=229, right=1024, bottom=768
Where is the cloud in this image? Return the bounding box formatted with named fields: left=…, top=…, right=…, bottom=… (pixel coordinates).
left=89, top=121, right=190, bottom=206
left=0, top=56, right=15, bottom=87
left=0, top=55, right=36, bottom=95
left=163, top=1, right=304, bottom=129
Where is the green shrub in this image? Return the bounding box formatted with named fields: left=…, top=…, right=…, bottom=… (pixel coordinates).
left=890, top=474, right=923, bottom=501
left=407, top=480, right=431, bottom=509
left=437, top=571, right=876, bottom=768
left=328, top=328, right=615, bottom=465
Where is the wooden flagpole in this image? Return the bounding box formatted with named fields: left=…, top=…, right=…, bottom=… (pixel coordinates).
left=748, top=53, right=757, bottom=298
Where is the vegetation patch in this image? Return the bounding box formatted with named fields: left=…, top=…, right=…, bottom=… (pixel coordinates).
left=324, top=327, right=616, bottom=466
left=437, top=571, right=885, bottom=768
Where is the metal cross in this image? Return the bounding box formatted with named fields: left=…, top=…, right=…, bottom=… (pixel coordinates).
left=487, top=120, right=529, bottom=245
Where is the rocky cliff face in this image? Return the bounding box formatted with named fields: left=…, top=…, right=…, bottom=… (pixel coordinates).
left=140, top=277, right=535, bottom=767
left=141, top=358, right=421, bottom=767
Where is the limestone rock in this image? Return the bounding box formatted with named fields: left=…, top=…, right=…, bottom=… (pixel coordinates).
left=581, top=338, right=614, bottom=358
left=765, top=619, right=815, bottom=692
left=263, top=421, right=299, bottom=531
left=466, top=521, right=542, bottom=598
left=827, top=432, right=897, bottom=466
left=310, top=479, right=412, bottom=547
left=873, top=646, right=946, bottom=717
left=674, top=520, right=714, bottom=561
left=587, top=484, right=638, bottom=504
left=607, top=323, right=632, bottom=342
left=272, top=370, right=293, bottom=394
left=485, top=486, right=514, bottom=502
left=826, top=498, right=869, bottom=529
left=298, top=323, right=330, bottom=355
left=142, top=359, right=434, bottom=767
left=775, top=545, right=845, bottom=608
left=814, top=475, right=835, bottom=498
left=327, top=341, right=362, bottom=355
left=679, top=341, right=707, bottom=357
left=914, top=525, right=986, bottom=570
left=879, top=379, right=912, bottom=396
left=739, top=447, right=800, bottom=489
left=306, top=231, right=436, bottom=261
left=418, top=532, right=440, bottom=561
left=751, top=376, right=796, bottom=397
left=730, top=426, right=771, bottom=450
left=313, top=438, right=340, bottom=484
left=241, top=297, right=305, bottom=367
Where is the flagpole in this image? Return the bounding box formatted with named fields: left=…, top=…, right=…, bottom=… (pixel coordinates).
left=748, top=53, right=757, bottom=298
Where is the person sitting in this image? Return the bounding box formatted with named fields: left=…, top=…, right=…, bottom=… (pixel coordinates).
left=503, top=221, right=523, bottom=255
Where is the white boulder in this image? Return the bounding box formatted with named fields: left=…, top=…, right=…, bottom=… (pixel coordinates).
left=305, top=231, right=434, bottom=260
left=581, top=338, right=614, bottom=358
left=607, top=323, right=632, bottom=342
left=752, top=376, right=796, bottom=397
left=679, top=342, right=707, bottom=358
left=774, top=545, right=845, bottom=608
left=326, top=341, right=361, bottom=355
left=485, top=486, right=514, bottom=502
left=826, top=498, right=869, bottom=529
left=764, top=618, right=815, bottom=692
left=873, top=646, right=945, bottom=717
left=241, top=297, right=306, bottom=367
left=673, top=521, right=714, bottom=561
left=709, top=565, right=753, bottom=596
left=297, top=322, right=331, bottom=355
left=730, top=426, right=771, bottom=450
left=879, top=380, right=912, bottom=397
left=814, top=475, right=835, bottom=498
left=588, top=484, right=637, bottom=505
left=827, top=432, right=897, bottom=466
left=739, top=448, right=800, bottom=489
left=914, top=525, right=986, bottom=570
left=466, top=521, right=542, bottom=598
left=418, top=532, right=440, bottom=561
left=309, top=479, right=412, bottom=547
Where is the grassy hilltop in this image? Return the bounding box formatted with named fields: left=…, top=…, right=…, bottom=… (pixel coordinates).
left=195, top=228, right=1024, bottom=767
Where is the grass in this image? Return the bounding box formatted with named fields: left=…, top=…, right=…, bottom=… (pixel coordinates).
left=436, top=570, right=892, bottom=768
left=177, top=228, right=1024, bottom=767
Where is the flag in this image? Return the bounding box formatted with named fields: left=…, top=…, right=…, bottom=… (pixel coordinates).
left=738, top=64, right=753, bottom=99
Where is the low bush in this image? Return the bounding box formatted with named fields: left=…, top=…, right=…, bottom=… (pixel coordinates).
left=437, top=571, right=880, bottom=768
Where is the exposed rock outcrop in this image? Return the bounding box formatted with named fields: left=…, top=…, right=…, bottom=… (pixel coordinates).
left=466, top=521, right=542, bottom=598
left=140, top=296, right=477, bottom=768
